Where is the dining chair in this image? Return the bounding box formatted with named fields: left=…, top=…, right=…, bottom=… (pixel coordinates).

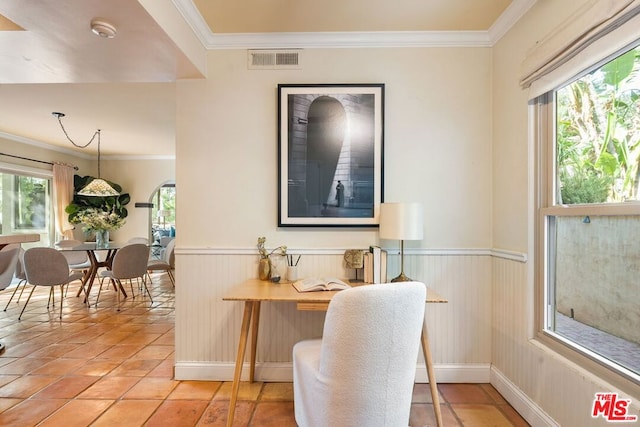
left=3, top=247, right=27, bottom=311
left=146, top=238, right=175, bottom=286
left=97, top=243, right=151, bottom=310
left=0, top=244, right=20, bottom=291
left=293, top=281, right=426, bottom=427
left=21, top=247, right=84, bottom=320
left=55, top=239, right=91, bottom=297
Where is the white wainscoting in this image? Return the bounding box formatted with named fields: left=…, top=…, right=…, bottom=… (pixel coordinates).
left=174, top=248, right=500, bottom=382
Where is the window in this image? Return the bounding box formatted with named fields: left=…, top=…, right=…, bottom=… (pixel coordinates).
left=537, top=43, right=640, bottom=383
left=0, top=165, right=54, bottom=247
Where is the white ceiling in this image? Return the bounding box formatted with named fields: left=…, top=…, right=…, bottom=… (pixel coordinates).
left=0, top=0, right=528, bottom=159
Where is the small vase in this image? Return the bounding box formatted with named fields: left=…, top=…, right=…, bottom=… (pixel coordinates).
left=95, top=229, right=110, bottom=248
left=258, top=257, right=271, bottom=281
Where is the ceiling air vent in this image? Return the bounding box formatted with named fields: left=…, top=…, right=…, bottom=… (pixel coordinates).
left=247, top=50, right=302, bottom=70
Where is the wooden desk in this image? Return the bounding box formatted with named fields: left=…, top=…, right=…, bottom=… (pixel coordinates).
left=223, top=279, right=448, bottom=427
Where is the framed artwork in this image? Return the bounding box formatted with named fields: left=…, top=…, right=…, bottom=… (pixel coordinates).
left=278, top=83, right=385, bottom=227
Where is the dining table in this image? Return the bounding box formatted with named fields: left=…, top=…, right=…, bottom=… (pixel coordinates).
left=56, top=242, right=127, bottom=304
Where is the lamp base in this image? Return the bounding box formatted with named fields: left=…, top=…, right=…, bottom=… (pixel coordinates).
left=390, top=272, right=413, bottom=283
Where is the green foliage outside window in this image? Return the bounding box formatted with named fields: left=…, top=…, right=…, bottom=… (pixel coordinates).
left=557, top=46, right=640, bottom=204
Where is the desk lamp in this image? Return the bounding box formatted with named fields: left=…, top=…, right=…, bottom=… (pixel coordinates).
left=379, top=202, right=424, bottom=282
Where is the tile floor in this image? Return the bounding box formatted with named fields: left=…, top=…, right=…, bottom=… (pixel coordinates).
left=0, top=272, right=529, bottom=426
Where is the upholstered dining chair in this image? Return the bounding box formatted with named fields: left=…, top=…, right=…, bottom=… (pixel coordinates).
left=0, top=244, right=20, bottom=291
left=55, top=239, right=91, bottom=296
left=3, top=247, right=27, bottom=311
left=146, top=238, right=175, bottom=286
left=293, top=282, right=426, bottom=427
left=21, top=247, right=84, bottom=320
left=97, top=243, right=151, bottom=310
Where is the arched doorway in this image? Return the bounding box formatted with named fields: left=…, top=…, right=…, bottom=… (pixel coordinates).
left=149, top=182, right=175, bottom=259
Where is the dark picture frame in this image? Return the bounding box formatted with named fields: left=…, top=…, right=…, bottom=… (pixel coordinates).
left=278, top=84, right=385, bottom=227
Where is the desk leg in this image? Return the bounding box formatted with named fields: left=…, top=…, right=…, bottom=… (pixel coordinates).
left=249, top=302, right=261, bottom=383
left=227, top=301, right=254, bottom=427
left=421, top=318, right=443, bottom=427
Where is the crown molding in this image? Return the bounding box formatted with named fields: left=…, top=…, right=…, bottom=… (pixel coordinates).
left=173, top=0, right=537, bottom=49
left=488, top=0, right=538, bottom=44
left=0, top=131, right=93, bottom=160
left=0, top=131, right=174, bottom=161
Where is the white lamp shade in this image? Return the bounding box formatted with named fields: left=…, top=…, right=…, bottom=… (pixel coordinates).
left=379, top=202, right=424, bottom=240
left=158, top=210, right=169, bottom=218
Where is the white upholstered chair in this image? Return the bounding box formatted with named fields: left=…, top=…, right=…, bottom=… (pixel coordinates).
left=293, top=281, right=426, bottom=427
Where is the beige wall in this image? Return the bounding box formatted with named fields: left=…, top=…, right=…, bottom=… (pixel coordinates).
left=492, top=0, right=640, bottom=425
left=177, top=47, right=493, bottom=250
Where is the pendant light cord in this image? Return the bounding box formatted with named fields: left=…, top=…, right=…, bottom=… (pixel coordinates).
left=52, top=112, right=103, bottom=178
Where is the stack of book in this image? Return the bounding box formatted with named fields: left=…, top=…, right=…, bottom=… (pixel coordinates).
left=363, top=246, right=387, bottom=284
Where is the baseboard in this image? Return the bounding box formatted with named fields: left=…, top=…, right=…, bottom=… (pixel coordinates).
left=175, top=362, right=491, bottom=383
left=490, top=366, right=559, bottom=427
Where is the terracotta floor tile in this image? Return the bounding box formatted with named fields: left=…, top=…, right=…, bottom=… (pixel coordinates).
left=91, top=399, right=161, bottom=426
left=38, top=399, right=114, bottom=427
left=452, top=404, right=516, bottom=426
left=410, top=402, right=461, bottom=427
left=26, top=343, right=81, bottom=359
left=0, top=397, right=22, bottom=414
left=145, top=399, right=209, bottom=426
left=30, top=358, right=86, bottom=375
left=72, top=359, right=121, bottom=376
left=123, top=376, right=179, bottom=399
left=0, top=398, right=68, bottom=425
left=147, top=358, right=175, bottom=378
left=0, top=357, right=18, bottom=368
left=153, top=331, right=175, bottom=345
left=251, top=401, right=297, bottom=426
left=197, top=400, right=255, bottom=426
left=33, top=375, right=99, bottom=399
left=260, top=382, right=293, bottom=401
left=411, top=382, right=443, bottom=404
left=168, top=380, right=222, bottom=400
left=63, top=342, right=113, bottom=359
left=480, top=383, right=508, bottom=404
left=499, top=403, right=531, bottom=427
left=117, top=332, right=162, bottom=345
left=91, top=331, right=134, bottom=345
left=439, top=383, right=493, bottom=404
left=95, top=344, right=145, bottom=360
left=214, top=381, right=263, bottom=401
left=0, top=375, right=58, bottom=398
left=78, top=376, right=140, bottom=399
left=130, top=344, right=174, bottom=359
left=0, top=357, right=53, bottom=375
left=108, top=358, right=162, bottom=377
left=0, top=375, right=19, bottom=388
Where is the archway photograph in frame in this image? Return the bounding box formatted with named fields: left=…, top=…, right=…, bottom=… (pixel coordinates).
left=278, top=83, right=384, bottom=227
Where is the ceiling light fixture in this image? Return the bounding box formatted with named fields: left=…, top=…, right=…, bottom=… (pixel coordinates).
left=52, top=112, right=119, bottom=197
left=90, top=19, right=117, bottom=39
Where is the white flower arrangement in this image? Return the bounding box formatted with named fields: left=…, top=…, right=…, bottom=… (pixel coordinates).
left=75, top=208, right=126, bottom=232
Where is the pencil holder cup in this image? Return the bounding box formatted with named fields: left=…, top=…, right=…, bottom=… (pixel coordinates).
left=287, top=266, right=298, bottom=282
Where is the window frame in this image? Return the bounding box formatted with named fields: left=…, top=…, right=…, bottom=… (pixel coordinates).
left=0, top=161, right=55, bottom=246
left=533, top=45, right=640, bottom=395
